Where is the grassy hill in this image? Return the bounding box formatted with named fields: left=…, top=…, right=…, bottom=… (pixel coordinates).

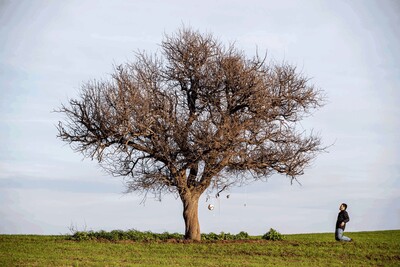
left=1, top=230, right=399, bottom=266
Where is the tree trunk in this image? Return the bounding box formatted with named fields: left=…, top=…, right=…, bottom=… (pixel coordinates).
left=180, top=191, right=201, bottom=241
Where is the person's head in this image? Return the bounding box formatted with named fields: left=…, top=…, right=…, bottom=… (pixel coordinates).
left=340, top=203, right=347, bottom=210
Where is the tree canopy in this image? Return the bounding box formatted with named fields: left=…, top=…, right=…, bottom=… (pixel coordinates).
left=57, top=27, right=325, bottom=240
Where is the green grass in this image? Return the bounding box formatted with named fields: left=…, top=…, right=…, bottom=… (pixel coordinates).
left=1, top=230, right=399, bottom=266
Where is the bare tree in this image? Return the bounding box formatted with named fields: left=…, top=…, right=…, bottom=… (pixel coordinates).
left=57, top=27, right=325, bottom=241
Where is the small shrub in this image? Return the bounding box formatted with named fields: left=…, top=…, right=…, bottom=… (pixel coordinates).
left=126, top=229, right=146, bottom=241
left=94, top=230, right=110, bottom=240
left=110, top=230, right=125, bottom=241
left=70, top=231, right=92, bottom=241
left=202, top=232, right=220, bottom=240
left=201, top=231, right=250, bottom=241
left=262, top=228, right=284, bottom=241
left=235, top=231, right=249, bottom=240
left=69, top=229, right=252, bottom=242
left=159, top=231, right=184, bottom=240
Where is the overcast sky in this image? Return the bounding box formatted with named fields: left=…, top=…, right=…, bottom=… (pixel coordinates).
left=1, top=0, right=399, bottom=236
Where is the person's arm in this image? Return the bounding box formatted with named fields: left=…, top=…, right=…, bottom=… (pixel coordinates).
left=340, top=211, right=350, bottom=227
left=343, top=211, right=350, bottom=223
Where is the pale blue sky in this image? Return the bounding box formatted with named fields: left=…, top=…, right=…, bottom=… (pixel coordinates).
left=0, top=0, right=399, bottom=235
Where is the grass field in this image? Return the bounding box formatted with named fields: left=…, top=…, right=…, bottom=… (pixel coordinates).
left=1, top=230, right=399, bottom=266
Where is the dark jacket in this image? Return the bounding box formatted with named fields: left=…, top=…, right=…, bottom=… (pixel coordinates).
left=336, top=210, right=350, bottom=230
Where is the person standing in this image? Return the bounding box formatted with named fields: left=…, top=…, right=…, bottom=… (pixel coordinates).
left=335, top=203, right=352, bottom=241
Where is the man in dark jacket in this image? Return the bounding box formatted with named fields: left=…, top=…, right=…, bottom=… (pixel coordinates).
left=335, top=203, right=352, bottom=241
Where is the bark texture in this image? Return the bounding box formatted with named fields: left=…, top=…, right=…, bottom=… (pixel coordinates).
left=181, top=191, right=201, bottom=241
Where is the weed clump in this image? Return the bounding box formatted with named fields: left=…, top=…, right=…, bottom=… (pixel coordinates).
left=68, top=229, right=184, bottom=242
left=262, top=228, right=284, bottom=241
left=68, top=229, right=252, bottom=242
left=201, top=231, right=250, bottom=241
